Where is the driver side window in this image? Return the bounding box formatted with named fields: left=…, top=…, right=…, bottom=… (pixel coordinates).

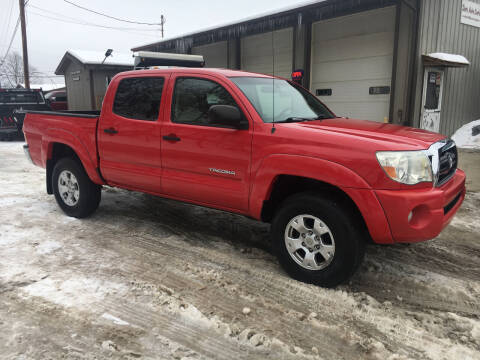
left=171, top=77, right=237, bottom=125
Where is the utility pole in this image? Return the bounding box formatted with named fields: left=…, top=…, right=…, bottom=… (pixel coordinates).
left=160, top=15, right=165, bottom=38
left=19, top=0, right=30, bottom=89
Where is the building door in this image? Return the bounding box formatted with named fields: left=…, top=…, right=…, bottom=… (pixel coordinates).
left=192, top=41, right=228, bottom=68
left=420, top=68, right=444, bottom=133
left=310, top=7, right=396, bottom=122
left=241, top=28, right=293, bottom=79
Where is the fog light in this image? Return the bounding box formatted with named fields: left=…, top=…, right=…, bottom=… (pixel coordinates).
left=408, top=211, right=413, bottom=222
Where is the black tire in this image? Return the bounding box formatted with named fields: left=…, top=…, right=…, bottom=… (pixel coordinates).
left=52, top=157, right=101, bottom=218
left=271, top=192, right=365, bottom=288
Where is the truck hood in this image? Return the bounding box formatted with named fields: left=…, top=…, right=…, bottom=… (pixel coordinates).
left=294, top=118, right=446, bottom=149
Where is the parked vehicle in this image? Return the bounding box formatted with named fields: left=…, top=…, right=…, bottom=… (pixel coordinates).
left=45, top=90, right=68, bottom=111
left=0, top=88, right=50, bottom=140
left=22, top=68, right=466, bottom=287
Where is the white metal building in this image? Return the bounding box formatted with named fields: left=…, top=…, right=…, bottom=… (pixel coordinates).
left=133, top=0, right=480, bottom=136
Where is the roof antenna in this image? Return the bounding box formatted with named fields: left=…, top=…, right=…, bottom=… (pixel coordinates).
left=271, top=17, right=276, bottom=134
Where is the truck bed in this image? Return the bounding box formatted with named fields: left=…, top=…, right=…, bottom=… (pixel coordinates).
left=23, top=110, right=100, bottom=174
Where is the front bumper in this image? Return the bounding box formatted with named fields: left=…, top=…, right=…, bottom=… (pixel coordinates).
left=375, top=170, right=466, bottom=243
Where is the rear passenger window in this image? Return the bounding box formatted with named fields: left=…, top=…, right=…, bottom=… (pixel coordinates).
left=113, top=77, right=164, bottom=121
left=172, top=77, right=237, bottom=125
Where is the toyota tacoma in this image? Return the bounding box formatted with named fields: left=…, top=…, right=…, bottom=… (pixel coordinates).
left=22, top=69, right=466, bottom=287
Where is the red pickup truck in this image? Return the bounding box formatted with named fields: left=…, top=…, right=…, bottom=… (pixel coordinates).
left=23, top=68, right=466, bottom=287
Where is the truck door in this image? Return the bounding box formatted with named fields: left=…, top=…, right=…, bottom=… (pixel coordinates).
left=160, top=74, right=253, bottom=212
left=420, top=68, right=444, bottom=133
left=98, top=75, right=166, bottom=193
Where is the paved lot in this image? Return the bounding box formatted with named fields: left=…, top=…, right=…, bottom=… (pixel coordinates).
left=1, top=141, right=479, bottom=360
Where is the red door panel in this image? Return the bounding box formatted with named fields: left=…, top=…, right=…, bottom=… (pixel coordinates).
left=160, top=73, right=253, bottom=212
left=98, top=75, right=167, bottom=193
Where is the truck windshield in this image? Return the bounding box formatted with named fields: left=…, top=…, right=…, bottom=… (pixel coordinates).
left=230, top=77, right=335, bottom=123
left=0, top=90, right=45, bottom=104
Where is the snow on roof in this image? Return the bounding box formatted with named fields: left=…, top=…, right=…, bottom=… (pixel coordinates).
left=427, top=53, right=470, bottom=65
left=67, top=49, right=133, bottom=66
left=452, top=120, right=480, bottom=149
left=132, top=0, right=326, bottom=50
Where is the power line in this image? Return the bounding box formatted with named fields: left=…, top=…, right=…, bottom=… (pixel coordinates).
left=0, top=0, right=15, bottom=46
left=1, top=72, right=63, bottom=78
left=29, top=5, right=160, bottom=32
left=0, top=17, right=20, bottom=68
left=28, top=10, right=160, bottom=38
left=63, top=0, right=163, bottom=26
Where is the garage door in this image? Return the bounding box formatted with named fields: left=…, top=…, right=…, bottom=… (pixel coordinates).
left=311, top=7, right=396, bottom=122
left=192, top=41, right=228, bottom=68
left=241, top=28, right=293, bottom=78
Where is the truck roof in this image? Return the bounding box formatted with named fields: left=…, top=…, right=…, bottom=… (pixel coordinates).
left=116, top=68, right=275, bottom=79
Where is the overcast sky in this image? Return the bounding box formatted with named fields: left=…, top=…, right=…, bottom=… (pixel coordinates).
left=0, top=0, right=312, bottom=85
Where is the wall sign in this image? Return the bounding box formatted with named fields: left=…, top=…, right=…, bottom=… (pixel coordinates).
left=72, top=76, right=80, bottom=81
left=461, top=0, right=480, bottom=28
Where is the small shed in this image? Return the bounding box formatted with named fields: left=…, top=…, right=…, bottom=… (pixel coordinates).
left=55, top=50, right=133, bottom=111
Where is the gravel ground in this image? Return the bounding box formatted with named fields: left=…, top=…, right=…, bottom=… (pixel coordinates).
left=0, top=141, right=479, bottom=360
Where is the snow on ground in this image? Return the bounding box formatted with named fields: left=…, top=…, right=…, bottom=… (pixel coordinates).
left=452, top=120, right=480, bottom=149
left=0, top=141, right=479, bottom=359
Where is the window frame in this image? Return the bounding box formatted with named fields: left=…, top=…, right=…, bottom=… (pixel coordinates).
left=112, top=76, right=165, bottom=122
left=170, top=76, right=245, bottom=128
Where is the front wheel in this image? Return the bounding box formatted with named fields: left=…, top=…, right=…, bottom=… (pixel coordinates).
left=271, top=192, right=365, bottom=288
left=52, top=157, right=101, bottom=218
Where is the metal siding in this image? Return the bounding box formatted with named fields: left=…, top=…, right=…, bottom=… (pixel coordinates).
left=64, top=61, right=90, bottom=111
left=414, top=0, right=480, bottom=136
left=92, top=70, right=121, bottom=110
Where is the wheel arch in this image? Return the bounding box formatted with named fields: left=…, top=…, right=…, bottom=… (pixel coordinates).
left=44, top=136, right=103, bottom=194
left=250, top=155, right=394, bottom=244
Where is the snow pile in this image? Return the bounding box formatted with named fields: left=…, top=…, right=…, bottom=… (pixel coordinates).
left=451, top=120, right=480, bottom=149
left=427, top=53, right=470, bottom=65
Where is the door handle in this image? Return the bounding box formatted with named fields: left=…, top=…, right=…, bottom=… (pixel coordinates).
left=163, top=134, right=181, bottom=142
left=104, top=127, right=118, bottom=135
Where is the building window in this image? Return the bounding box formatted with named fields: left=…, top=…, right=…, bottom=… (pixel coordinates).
left=424, top=72, right=441, bottom=110
left=171, top=77, right=238, bottom=125
left=113, top=77, right=164, bottom=121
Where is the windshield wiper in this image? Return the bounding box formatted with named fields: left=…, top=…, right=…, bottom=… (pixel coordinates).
left=275, top=115, right=335, bottom=123
left=315, top=115, right=335, bottom=120
left=276, top=117, right=313, bottom=123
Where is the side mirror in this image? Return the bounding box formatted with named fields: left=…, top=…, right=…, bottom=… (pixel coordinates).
left=208, top=105, right=248, bottom=130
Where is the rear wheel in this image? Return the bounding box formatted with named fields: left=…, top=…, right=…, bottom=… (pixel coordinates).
left=52, top=157, right=101, bottom=218
left=271, top=192, right=365, bottom=288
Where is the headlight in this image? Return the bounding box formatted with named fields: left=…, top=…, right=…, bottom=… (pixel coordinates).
left=376, top=151, right=433, bottom=185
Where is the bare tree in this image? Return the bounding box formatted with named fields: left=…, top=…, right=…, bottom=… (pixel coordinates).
left=0, top=51, right=41, bottom=88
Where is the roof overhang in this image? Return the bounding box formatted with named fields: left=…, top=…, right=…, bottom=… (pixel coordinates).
left=131, top=0, right=398, bottom=52
left=422, top=53, right=470, bottom=68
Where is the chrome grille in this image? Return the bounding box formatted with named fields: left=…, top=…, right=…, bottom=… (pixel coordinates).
left=437, top=140, right=457, bottom=186
left=425, top=139, right=458, bottom=187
